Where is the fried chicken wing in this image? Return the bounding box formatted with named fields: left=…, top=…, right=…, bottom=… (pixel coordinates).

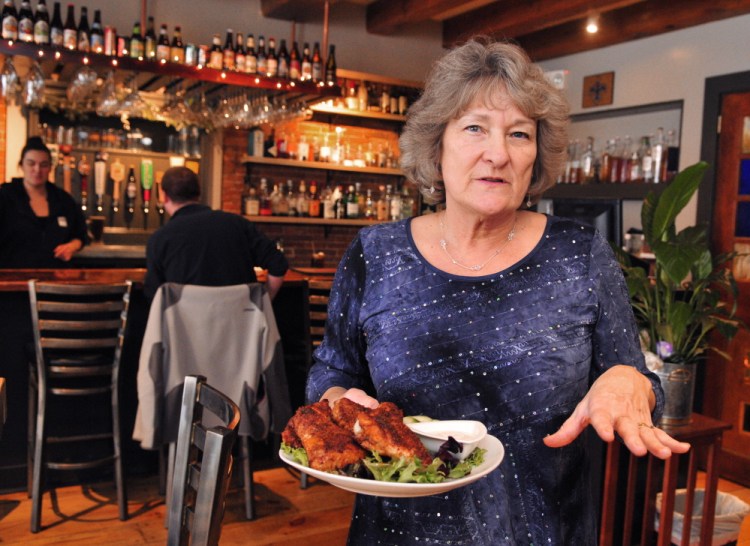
left=354, top=402, right=432, bottom=463
left=331, top=396, right=370, bottom=432
left=284, top=401, right=366, bottom=472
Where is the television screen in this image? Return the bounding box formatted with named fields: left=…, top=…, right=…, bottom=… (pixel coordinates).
left=548, top=198, right=623, bottom=247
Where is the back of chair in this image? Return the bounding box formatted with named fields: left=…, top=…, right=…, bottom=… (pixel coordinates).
left=168, top=375, right=240, bottom=546
left=307, top=278, right=333, bottom=352
left=28, top=280, right=133, bottom=394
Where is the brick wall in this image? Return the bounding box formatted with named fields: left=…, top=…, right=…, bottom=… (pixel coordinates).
left=220, top=119, right=406, bottom=269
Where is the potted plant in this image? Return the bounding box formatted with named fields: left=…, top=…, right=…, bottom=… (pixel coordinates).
left=617, top=161, right=743, bottom=425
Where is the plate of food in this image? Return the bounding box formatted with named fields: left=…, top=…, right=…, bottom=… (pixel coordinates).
left=279, top=399, right=504, bottom=498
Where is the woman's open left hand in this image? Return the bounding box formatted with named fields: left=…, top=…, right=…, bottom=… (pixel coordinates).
left=543, top=365, right=690, bottom=459
left=53, top=240, right=82, bottom=262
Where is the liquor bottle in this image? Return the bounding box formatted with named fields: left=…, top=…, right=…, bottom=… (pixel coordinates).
left=33, top=0, right=50, bottom=45
left=170, top=25, right=184, bottom=63
left=651, top=127, right=666, bottom=183
left=143, top=15, right=156, bottom=60
left=325, top=44, right=337, bottom=85
left=364, top=188, right=375, bottom=220
left=297, top=180, right=309, bottom=216
left=666, top=129, right=679, bottom=181
left=244, top=34, right=256, bottom=73
left=300, top=42, right=312, bottom=81
left=618, top=136, right=632, bottom=183
left=256, top=35, right=267, bottom=76
left=322, top=185, right=335, bottom=219
left=580, top=136, right=595, bottom=184
left=355, top=181, right=365, bottom=212
left=628, top=138, right=642, bottom=182
left=376, top=185, right=388, bottom=221
left=76, top=5, right=89, bottom=52
left=400, top=186, right=415, bottom=219
left=62, top=3, right=75, bottom=50
left=244, top=184, right=260, bottom=215
left=17, top=0, right=31, bottom=42
left=234, top=32, right=245, bottom=72
left=222, top=28, right=234, bottom=70
left=345, top=184, right=359, bottom=219
left=208, top=33, right=222, bottom=69
left=389, top=184, right=402, bottom=220
left=124, top=166, right=138, bottom=228
left=640, top=136, right=653, bottom=183
left=289, top=41, right=301, bottom=81
left=357, top=80, right=368, bottom=112
left=1, top=0, right=18, bottom=41
left=155, top=23, right=170, bottom=62
left=599, top=139, right=615, bottom=184
left=567, top=139, right=581, bottom=184
left=259, top=178, right=272, bottom=216
left=308, top=181, right=320, bottom=218
left=129, top=20, right=143, bottom=59
left=266, top=37, right=278, bottom=77
left=277, top=38, right=289, bottom=79
left=311, top=42, right=322, bottom=82
left=89, top=9, right=103, bottom=53
left=49, top=1, right=62, bottom=46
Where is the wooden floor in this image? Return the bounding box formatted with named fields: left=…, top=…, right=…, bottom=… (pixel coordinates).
left=0, top=466, right=355, bottom=545
left=0, top=468, right=748, bottom=545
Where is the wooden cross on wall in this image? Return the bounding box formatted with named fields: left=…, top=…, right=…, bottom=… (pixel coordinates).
left=582, top=72, right=615, bottom=108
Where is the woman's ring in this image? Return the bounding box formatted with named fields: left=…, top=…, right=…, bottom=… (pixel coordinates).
left=638, top=422, right=655, bottom=429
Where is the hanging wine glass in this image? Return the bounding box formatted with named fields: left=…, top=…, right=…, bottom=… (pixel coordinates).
left=96, top=71, right=119, bottom=117
left=22, top=61, right=45, bottom=108
left=66, top=65, right=98, bottom=105
left=1, top=56, right=21, bottom=105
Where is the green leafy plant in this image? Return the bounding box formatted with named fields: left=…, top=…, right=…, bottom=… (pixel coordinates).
left=617, top=161, right=743, bottom=364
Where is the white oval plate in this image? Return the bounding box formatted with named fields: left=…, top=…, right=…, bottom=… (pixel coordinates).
left=278, top=434, right=504, bottom=498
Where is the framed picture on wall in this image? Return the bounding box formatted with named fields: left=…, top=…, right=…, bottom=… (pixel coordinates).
left=582, top=72, right=614, bottom=108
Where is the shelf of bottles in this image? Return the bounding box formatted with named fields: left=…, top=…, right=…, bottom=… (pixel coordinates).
left=0, top=0, right=341, bottom=99
left=241, top=155, right=402, bottom=176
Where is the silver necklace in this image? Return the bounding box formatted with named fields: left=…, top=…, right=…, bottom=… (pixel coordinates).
left=438, top=213, right=517, bottom=272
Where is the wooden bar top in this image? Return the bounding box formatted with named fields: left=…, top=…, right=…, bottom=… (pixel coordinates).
left=0, top=268, right=327, bottom=292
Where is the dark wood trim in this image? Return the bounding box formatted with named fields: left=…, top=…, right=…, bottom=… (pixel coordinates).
left=699, top=70, right=750, bottom=230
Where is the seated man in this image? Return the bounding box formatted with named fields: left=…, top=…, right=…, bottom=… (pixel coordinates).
left=144, top=166, right=288, bottom=300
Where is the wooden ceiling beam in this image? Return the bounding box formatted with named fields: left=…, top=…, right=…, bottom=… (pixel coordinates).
left=260, top=0, right=331, bottom=22
left=442, top=0, right=645, bottom=46
left=515, top=0, right=750, bottom=61
left=366, top=0, right=496, bottom=34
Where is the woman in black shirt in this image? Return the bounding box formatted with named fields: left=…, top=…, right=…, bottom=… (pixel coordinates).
left=0, top=137, right=87, bottom=268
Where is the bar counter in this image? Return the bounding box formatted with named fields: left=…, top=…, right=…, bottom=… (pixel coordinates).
left=0, top=267, right=329, bottom=491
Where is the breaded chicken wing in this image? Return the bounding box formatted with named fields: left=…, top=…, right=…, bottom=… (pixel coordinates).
left=354, top=402, right=432, bottom=463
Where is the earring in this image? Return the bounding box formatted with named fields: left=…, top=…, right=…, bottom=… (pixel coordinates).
left=526, top=193, right=532, bottom=208
left=430, top=185, right=435, bottom=194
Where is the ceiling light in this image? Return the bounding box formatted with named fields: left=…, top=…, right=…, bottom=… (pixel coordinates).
left=586, top=19, right=599, bottom=34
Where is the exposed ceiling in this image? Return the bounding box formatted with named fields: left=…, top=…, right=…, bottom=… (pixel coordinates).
left=260, top=0, right=750, bottom=61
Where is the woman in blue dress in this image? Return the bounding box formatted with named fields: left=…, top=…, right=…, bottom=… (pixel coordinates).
left=306, top=39, right=690, bottom=545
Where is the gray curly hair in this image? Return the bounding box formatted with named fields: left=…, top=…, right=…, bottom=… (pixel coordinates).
left=399, top=38, right=570, bottom=205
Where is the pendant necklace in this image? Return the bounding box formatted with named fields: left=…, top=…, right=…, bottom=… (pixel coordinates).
left=438, top=213, right=517, bottom=272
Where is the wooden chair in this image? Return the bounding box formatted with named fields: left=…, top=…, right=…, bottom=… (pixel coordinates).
left=307, top=278, right=334, bottom=354
left=27, top=280, right=132, bottom=533
left=167, top=375, right=240, bottom=546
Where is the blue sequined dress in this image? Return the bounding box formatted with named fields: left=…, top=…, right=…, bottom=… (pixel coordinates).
left=306, top=215, right=664, bottom=546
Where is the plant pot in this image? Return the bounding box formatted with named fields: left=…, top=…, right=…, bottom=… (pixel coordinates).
left=654, top=361, right=696, bottom=426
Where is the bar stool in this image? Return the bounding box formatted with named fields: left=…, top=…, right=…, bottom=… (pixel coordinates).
left=27, top=280, right=133, bottom=533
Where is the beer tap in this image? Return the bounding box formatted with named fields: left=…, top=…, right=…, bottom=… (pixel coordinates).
left=77, top=154, right=90, bottom=215
left=93, top=151, right=107, bottom=213
left=109, top=158, right=125, bottom=225
left=124, top=166, right=137, bottom=229
left=140, top=159, right=153, bottom=229
left=155, top=170, right=165, bottom=225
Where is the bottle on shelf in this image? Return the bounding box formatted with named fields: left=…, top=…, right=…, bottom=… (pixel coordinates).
left=599, top=139, right=615, bottom=184
left=376, top=185, right=388, bottom=221
left=17, top=0, right=32, bottom=42
left=245, top=34, right=256, bottom=73
left=345, top=184, right=359, bottom=219
left=567, top=139, right=581, bottom=184
left=651, top=127, right=666, bottom=183
left=364, top=188, right=375, bottom=220
left=89, top=9, right=103, bottom=53
left=357, top=80, right=368, bottom=112
left=259, top=178, right=272, bottom=216
left=333, top=185, right=345, bottom=219
left=628, top=138, right=642, bottom=182
left=289, top=41, right=300, bottom=81
left=256, top=35, right=267, bottom=76
left=170, top=25, right=184, bottom=64
left=325, top=44, right=337, bottom=85
left=389, top=184, right=402, bottom=220
left=49, top=1, right=62, bottom=47
left=277, top=38, right=289, bottom=79
left=1, top=0, right=19, bottom=41
left=308, top=181, right=320, bottom=218
left=33, top=0, right=50, bottom=45
left=400, top=186, right=415, bottom=219
left=311, top=42, right=322, bottom=82
left=580, top=136, right=595, bottom=184
left=222, top=28, right=235, bottom=71
left=244, top=183, right=260, bottom=215
left=143, top=15, right=156, bottom=60
left=322, top=184, right=335, bottom=219
left=300, top=42, right=312, bottom=81
left=618, top=136, right=632, bottom=183
left=234, top=32, right=245, bottom=72
left=666, top=129, right=679, bottom=180
left=297, top=180, right=309, bottom=216
left=129, top=20, right=144, bottom=59
left=355, top=182, right=365, bottom=211
left=155, top=23, right=170, bottom=62
left=76, top=5, right=89, bottom=52
left=266, top=37, right=278, bottom=77
left=640, top=136, right=653, bottom=183
left=62, top=2, right=76, bottom=50
left=208, top=33, right=222, bottom=69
